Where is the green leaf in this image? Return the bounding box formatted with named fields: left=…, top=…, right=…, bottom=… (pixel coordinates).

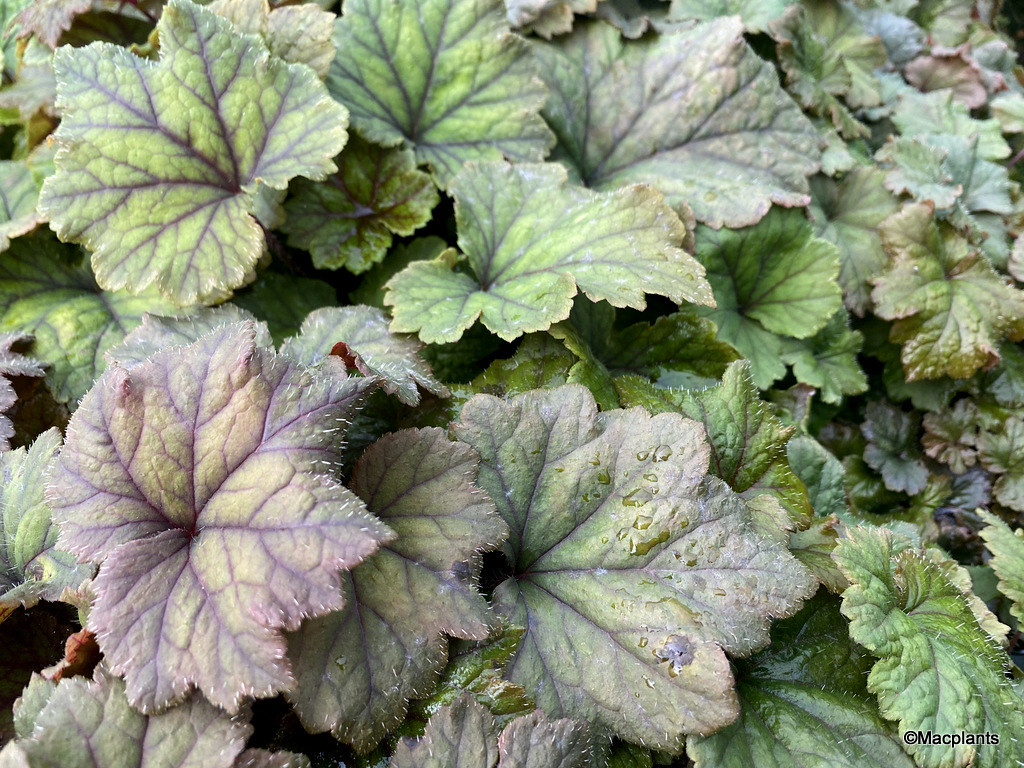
left=384, top=161, right=712, bottom=344
left=688, top=592, right=913, bottom=768
left=861, top=401, right=929, bottom=495
left=977, top=416, right=1024, bottom=512
left=666, top=0, right=794, bottom=33
left=904, top=47, right=989, bottom=110
left=672, top=361, right=813, bottom=527
left=327, top=0, right=552, bottom=187
left=694, top=208, right=842, bottom=389
left=286, top=428, right=507, bottom=752
left=38, top=0, right=349, bottom=306
left=280, top=306, right=448, bottom=407
left=771, top=0, right=887, bottom=138
left=533, top=18, right=821, bottom=228
left=453, top=385, right=816, bottom=749
left=7, top=666, right=255, bottom=768
left=504, top=0, right=596, bottom=38
left=780, top=310, right=868, bottom=404
left=392, top=695, right=589, bottom=768
left=921, top=398, right=979, bottom=474
left=0, top=161, right=41, bottom=252
left=787, top=436, right=846, bottom=519
left=47, top=322, right=391, bottom=713
left=873, top=203, right=1024, bottom=380
left=0, top=430, right=94, bottom=625
left=280, top=135, right=438, bottom=273
left=978, top=511, right=1024, bottom=625
left=0, top=234, right=181, bottom=405
left=834, top=526, right=1024, bottom=768
left=209, top=0, right=335, bottom=77
left=808, top=167, right=899, bottom=316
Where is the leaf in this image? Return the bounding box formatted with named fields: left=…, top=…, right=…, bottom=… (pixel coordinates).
left=504, top=0, right=597, bottom=38
left=891, top=89, right=1010, bottom=161
left=209, top=0, right=335, bottom=77
left=234, top=750, right=311, bottom=768
left=833, top=526, right=1024, bottom=768
left=392, top=695, right=589, bottom=768
left=13, top=0, right=91, bottom=48
left=978, top=511, right=1024, bottom=625
left=977, top=416, right=1024, bottom=512
left=105, top=305, right=273, bottom=370
left=787, top=436, right=846, bottom=519
left=771, top=0, right=887, bottom=138
left=453, top=385, right=816, bottom=749
left=47, top=322, right=392, bottom=713
left=0, top=331, right=44, bottom=450
left=666, top=0, right=794, bottom=33
left=780, top=310, right=868, bottom=405
left=0, top=430, right=94, bottom=624
left=808, top=166, right=900, bottom=316
left=230, top=271, right=337, bottom=345
left=693, top=208, right=842, bottom=389
left=384, top=161, right=712, bottom=344
left=670, top=361, right=812, bottom=527
left=533, top=18, right=821, bottom=228
left=327, top=0, right=552, bottom=187
left=38, top=0, right=349, bottom=306
left=280, top=306, right=448, bottom=407
left=280, top=135, right=439, bottom=273
left=0, top=234, right=181, bottom=405
left=8, top=666, right=254, bottom=768
left=904, top=45, right=989, bottom=109
left=873, top=203, right=1024, bottom=380
left=861, top=401, right=929, bottom=495
left=286, top=428, right=506, bottom=751
left=0, top=161, right=41, bottom=252
left=688, top=592, right=914, bottom=768
left=921, top=398, right=979, bottom=474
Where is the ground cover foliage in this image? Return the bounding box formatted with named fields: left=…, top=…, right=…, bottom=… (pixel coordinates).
left=1, top=0, right=1024, bottom=765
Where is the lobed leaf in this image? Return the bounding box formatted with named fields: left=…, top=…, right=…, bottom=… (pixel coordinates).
left=977, top=416, right=1024, bottom=512
left=47, top=322, right=392, bottom=713
left=5, top=666, right=260, bottom=768
left=834, top=526, right=1024, bottom=768
left=978, top=510, right=1024, bottom=625
left=38, top=0, right=349, bottom=305
left=0, top=332, right=44, bottom=450
left=287, top=428, right=506, bottom=751
left=861, top=401, right=929, bottom=495
left=666, top=0, right=794, bottom=33
left=384, top=161, right=712, bottom=344
left=873, top=203, right=1024, bottom=380
left=280, top=135, right=438, bottom=274
left=328, top=0, right=552, bottom=187
left=453, top=385, right=816, bottom=750
left=533, top=18, right=821, bottom=228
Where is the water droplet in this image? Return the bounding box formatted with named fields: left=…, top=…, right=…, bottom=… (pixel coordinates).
left=644, top=473, right=658, bottom=482
left=334, top=655, right=347, bottom=671
left=601, top=536, right=609, bottom=543
left=555, top=467, right=564, bottom=472
left=643, top=675, right=656, bottom=689
left=636, top=450, right=650, bottom=461
left=638, top=637, right=648, bottom=648
left=597, top=470, right=611, bottom=484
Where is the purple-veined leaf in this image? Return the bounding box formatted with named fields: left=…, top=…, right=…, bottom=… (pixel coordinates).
left=327, top=0, right=553, bottom=187
left=452, top=385, right=816, bottom=751
left=38, top=0, right=348, bottom=306
left=47, top=322, right=393, bottom=713
left=287, top=428, right=506, bottom=751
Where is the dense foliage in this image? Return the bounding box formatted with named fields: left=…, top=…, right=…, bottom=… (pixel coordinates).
left=1, top=0, right=1024, bottom=766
